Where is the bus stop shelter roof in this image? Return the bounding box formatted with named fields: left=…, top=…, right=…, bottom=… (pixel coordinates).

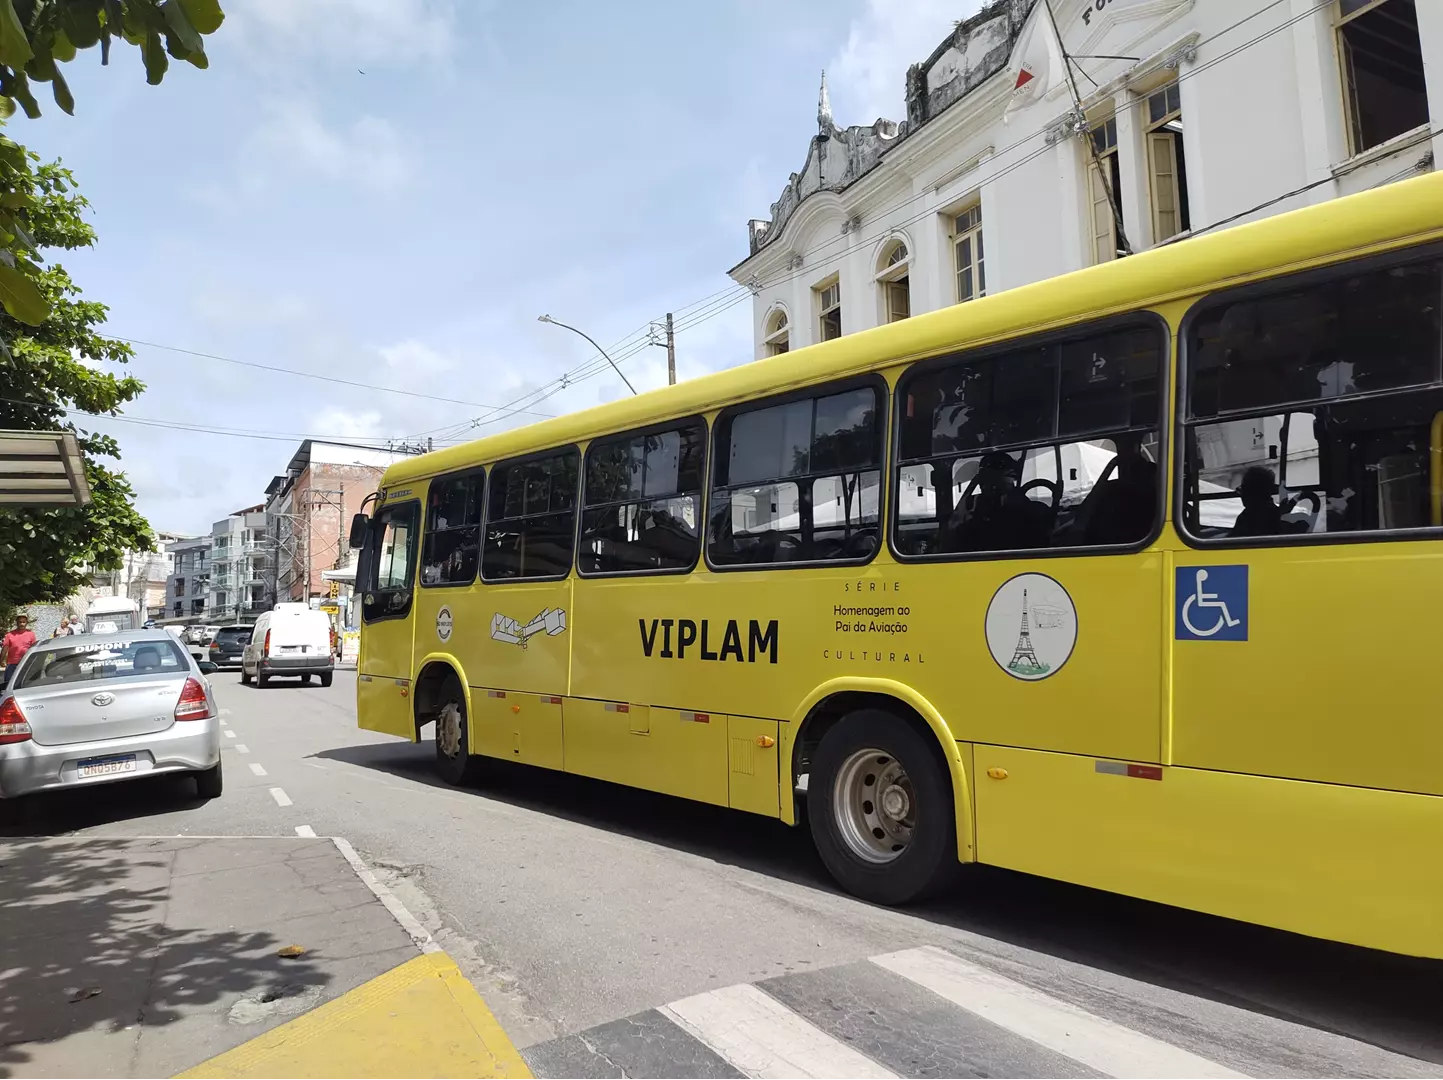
left=0, top=430, right=91, bottom=507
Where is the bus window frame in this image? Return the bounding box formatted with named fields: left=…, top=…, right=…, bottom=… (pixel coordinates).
left=704, top=372, right=890, bottom=574
left=361, top=498, right=421, bottom=624
left=887, top=310, right=1172, bottom=565
left=479, top=443, right=582, bottom=585
left=419, top=465, right=487, bottom=590
left=1174, top=241, right=1443, bottom=550
left=578, top=413, right=709, bottom=580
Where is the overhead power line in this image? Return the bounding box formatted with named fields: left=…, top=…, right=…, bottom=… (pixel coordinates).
left=115, top=337, right=557, bottom=420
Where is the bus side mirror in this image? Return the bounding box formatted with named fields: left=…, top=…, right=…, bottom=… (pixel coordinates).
left=348, top=513, right=369, bottom=550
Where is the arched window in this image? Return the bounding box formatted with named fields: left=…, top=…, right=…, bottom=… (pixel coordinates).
left=763, top=308, right=789, bottom=356
left=875, top=238, right=911, bottom=324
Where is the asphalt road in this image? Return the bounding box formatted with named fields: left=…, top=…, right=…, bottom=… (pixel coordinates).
left=6, top=670, right=1442, bottom=1079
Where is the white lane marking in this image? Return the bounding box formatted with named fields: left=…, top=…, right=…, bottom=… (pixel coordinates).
left=294, top=825, right=316, bottom=838
left=224, top=730, right=236, bottom=739
left=871, top=946, right=1247, bottom=1079
left=248, top=763, right=268, bottom=777
left=330, top=837, right=438, bottom=954
left=220, top=708, right=233, bottom=716
left=235, top=744, right=249, bottom=754
left=270, top=787, right=292, bottom=807
left=659, top=983, right=895, bottom=1079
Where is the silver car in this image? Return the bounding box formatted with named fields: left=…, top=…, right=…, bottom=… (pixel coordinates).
left=0, top=629, right=223, bottom=806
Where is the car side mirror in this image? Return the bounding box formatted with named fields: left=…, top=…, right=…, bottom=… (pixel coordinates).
left=348, top=513, right=369, bottom=550
left=197, top=661, right=218, bottom=674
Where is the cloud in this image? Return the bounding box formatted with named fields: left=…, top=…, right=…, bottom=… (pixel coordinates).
left=249, top=102, right=417, bottom=195
left=378, top=339, right=453, bottom=376
left=313, top=406, right=387, bottom=441
left=231, top=0, right=456, bottom=68
left=827, top=0, right=985, bottom=124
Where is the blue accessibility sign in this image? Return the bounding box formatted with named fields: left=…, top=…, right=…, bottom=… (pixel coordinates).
left=1175, top=565, right=1248, bottom=641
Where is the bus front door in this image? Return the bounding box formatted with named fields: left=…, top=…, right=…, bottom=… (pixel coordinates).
left=357, top=499, right=421, bottom=740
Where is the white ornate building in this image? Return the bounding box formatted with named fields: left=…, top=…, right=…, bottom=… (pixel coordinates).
left=730, top=0, right=1441, bottom=357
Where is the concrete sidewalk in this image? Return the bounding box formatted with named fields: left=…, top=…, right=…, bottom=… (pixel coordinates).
left=0, top=836, right=529, bottom=1079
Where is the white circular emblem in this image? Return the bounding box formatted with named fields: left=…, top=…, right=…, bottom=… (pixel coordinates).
left=984, top=573, right=1077, bottom=681
left=436, top=606, right=454, bottom=643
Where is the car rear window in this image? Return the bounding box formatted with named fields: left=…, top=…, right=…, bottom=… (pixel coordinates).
left=215, top=627, right=252, bottom=645
left=16, top=638, right=190, bottom=689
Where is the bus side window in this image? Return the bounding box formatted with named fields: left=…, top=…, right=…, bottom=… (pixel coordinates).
left=708, top=382, right=884, bottom=568
left=421, top=470, right=485, bottom=586
left=892, top=322, right=1164, bottom=558
left=481, top=448, right=579, bottom=581
left=580, top=421, right=704, bottom=575
left=1181, top=255, right=1443, bottom=541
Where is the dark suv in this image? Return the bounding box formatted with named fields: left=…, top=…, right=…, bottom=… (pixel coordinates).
left=208, top=625, right=252, bottom=669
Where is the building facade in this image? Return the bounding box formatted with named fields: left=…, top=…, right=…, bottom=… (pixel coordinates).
left=731, top=0, right=1441, bottom=356
left=86, top=531, right=188, bottom=622
left=209, top=506, right=269, bottom=623
left=165, top=535, right=213, bottom=622
left=264, top=440, right=410, bottom=606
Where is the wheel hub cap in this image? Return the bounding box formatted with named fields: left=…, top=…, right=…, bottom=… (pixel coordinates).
left=438, top=703, right=462, bottom=758
left=831, top=748, right=916, bottom=865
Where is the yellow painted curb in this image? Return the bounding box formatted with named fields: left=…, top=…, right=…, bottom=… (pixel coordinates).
left=177, top=951, right=531, bottom=1079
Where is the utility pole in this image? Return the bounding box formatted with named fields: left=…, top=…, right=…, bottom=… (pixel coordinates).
left=665, top=312, right=675, bottom=386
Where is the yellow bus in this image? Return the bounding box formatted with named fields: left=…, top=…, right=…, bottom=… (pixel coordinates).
left=352, top=171, right=1443, bottom=960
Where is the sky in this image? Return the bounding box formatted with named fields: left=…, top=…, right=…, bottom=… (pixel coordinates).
left=19, top=0, right=980, bottom=535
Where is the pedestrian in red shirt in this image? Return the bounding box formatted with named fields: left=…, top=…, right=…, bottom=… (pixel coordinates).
left=3, top=614, right=37, bottom=687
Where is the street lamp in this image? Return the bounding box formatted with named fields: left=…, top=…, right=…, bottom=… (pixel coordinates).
left=537, top=314, right=638, bottom=396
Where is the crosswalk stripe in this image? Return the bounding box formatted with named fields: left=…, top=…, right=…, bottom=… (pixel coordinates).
left=871, top=946, right=1248, bottom=1080
left=659, top=983, right=896, bottom=1079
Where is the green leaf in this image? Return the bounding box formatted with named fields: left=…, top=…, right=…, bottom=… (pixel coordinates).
left=161, top=1, right=204, bottom=54
left=50, top=68, right=73, bottom=116
left=177, top=0, right=224, bottom=36
left=0, top=211, right=36, bottom=251
left=0, top=94, right=13, bottom=119
left=9, top=71, right=40, bottom=118
left=25, top=52, right=57, bottom=83
left=50, top=29, right=76, bottom=63
left=186, top=47, right=207, bottom=69
left=60, top=6, right=102, bottom=50
left=142, top=31, right=167, bottom=84
left=0, top=0, right=33, bottom=70
left=0, top=261, right=51, bottom=325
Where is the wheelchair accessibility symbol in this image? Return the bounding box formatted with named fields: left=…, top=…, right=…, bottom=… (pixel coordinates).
left=1175, top=565, right=1248, bottom=641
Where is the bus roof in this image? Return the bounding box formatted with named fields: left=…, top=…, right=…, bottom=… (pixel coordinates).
left=381, top=170, right=1443, bottom=490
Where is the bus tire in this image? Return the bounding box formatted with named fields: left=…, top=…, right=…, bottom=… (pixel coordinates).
left=808, top=708, right=957, bottom=905
left=434, top=679, right=480, bottom=786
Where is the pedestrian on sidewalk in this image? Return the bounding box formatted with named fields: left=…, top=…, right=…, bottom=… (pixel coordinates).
left=52, top=615, right=75, bottom=638
left=3, top=613, right=38, bottom=687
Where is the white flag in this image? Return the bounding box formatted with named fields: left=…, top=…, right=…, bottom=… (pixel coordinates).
left=1003, top=5, right=1065, bottom=125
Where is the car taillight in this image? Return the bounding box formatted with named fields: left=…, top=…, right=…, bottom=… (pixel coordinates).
left=175, top=678, right=211, bottom=721
left=209, top=641, right=220, bottom=650
left=0, top=697, right=32, bottom=744
left=263, top=629, right=271, bottom=655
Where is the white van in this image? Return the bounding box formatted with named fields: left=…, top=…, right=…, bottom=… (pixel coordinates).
left=240, top=606, right=336, bottom=687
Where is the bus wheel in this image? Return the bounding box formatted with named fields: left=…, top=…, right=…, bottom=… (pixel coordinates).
left=434, top=682, right=480, bottom=786
left=809, top=708, right=956, bottom=905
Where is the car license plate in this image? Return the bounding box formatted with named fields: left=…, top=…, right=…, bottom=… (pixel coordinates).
left=77, top=754, right=137, bottom=778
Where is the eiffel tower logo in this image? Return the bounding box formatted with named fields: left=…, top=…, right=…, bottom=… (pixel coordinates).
left=1008, top=588, right=1050, bottom=676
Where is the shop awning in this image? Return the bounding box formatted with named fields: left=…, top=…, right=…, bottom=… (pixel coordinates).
left=0, top=430, right=90, bottom=507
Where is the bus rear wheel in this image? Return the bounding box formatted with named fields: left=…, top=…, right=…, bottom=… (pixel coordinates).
left=433, top=680, right=480, bottom=786
left=808, top=708, right=956, bottom=905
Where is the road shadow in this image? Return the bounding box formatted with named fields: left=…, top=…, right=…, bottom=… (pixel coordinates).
left=317, top=738, right=1443, bottom=1065
left=0, top=837, right=330, bottom=1078
left=0, top=774, right=210, bottom=839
